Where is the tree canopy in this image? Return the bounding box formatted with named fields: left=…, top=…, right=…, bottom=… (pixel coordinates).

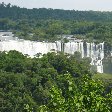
left=0, top=50, right=112, bottom=111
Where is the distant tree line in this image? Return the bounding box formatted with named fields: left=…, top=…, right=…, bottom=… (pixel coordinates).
left=1, top=2, right=112, bottom=21
left=0, top=2, right=112, bottom=44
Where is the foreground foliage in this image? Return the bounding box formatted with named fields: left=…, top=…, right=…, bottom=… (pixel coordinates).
left=0, top=51, right=90, bottom=111
left=40, top=74, right=112, bottom=112
left=0, top=51, right=112, bottom=112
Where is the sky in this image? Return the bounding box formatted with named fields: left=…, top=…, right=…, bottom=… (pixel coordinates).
left=0, top=0, right=112, bottom=11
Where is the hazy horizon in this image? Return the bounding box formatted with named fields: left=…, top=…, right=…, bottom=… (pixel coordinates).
left=0, top=0, right=112, bottom=11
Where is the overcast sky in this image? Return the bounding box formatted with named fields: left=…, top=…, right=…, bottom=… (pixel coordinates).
left=0, top=0, right=112, bottom=11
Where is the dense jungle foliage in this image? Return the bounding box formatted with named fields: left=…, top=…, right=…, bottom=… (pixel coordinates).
left=0, top=50, right=112, bottom=112
left=0, top=3, right=112, bottom=112
left=0, top=3, right=112, bottom=44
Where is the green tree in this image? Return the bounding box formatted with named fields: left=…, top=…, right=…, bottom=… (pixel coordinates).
left=40, top=74, right=112, bottom=112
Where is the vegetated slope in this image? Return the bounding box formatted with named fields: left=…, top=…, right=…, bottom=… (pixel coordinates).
left=0, top=3, right=112, bottom=44
left=93, top=73, right=112, bottom=85
left=0, top=50, right=112, bottom=111
left=0, top=3, right=112, bottom=21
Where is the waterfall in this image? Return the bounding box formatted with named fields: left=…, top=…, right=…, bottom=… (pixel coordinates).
left=0, top=40, right=61, bottom=57
left=64, top=41, right=104, bottom=73
left=64, top=41, right=85, bottom=58
left=0, top=32, right=105, bottom=73
left=88, top=42, right=104, bottom=73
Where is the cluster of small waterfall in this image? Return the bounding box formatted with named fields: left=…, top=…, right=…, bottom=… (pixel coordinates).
left=0, top=32, right=107, bottom=73
left=64, top=41, right=104, bottom=73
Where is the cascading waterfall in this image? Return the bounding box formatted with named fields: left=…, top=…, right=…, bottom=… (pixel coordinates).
left=0, top=32, right=105, bottom=73
left=86, top=42, right=104, bottom=73
left=64, top=41, right=85, bottom=58
left=0, top=40, right=62, bottom=57
left=64, top=41, right=104, bottom=73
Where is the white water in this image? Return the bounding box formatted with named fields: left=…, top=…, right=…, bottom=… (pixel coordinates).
left=64, top=41, right=104, bottom=73
left=86, top=42, right=104, bottom=73
left=0, top=32, right=105, bottom=73
left=0, top=40, right=62, bottom=57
